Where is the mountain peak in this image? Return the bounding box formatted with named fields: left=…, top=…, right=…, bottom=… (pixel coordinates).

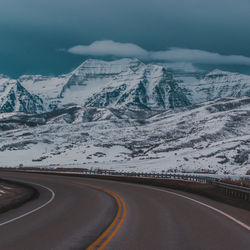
left=78, top=58, right=143, bottom=66
left=205, top=69, right=234, bottom=78
left=74, top=58, right=144, bottom=72
left=73, top=58, right=145, bottom=75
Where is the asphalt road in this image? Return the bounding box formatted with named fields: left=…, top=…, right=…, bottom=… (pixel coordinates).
left=0, top=171, right=249, bottom=250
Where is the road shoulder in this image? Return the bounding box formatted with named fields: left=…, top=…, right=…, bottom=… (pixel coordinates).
left=0, top=178, right=38, bottom=214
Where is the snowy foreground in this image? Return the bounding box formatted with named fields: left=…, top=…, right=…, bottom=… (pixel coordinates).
left=0, top=96, right=249, bottom=175
left=0, top=184, right=12, bottom=196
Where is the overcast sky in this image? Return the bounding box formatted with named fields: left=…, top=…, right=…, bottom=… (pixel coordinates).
left=1, top=0, right=250, bottom=77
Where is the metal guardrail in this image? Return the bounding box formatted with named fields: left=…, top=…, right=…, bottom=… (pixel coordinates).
left=213, top=181, right=250, bottom=201
left=81, top=170, right=219, bottom=182
left=1, top=167, right=250, bottom=202
left=79, top=170, right=250, bottom=201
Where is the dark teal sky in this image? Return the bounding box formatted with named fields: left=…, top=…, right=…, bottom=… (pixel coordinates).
left=1, top=0, right=250, bottom=78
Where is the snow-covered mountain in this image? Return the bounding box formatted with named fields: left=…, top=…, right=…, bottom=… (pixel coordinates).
left=19, top=58, right=191, bottom=110
left=1, top=59, right=250, bottom=114
left=70, top=59, right=190, bottom=109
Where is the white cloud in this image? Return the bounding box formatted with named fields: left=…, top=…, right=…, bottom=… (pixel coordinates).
left=68, top=40, right=250, bottom=65
left=151, top=48, right=250, bottom=65
left=68, top=40, right=148, bottom=59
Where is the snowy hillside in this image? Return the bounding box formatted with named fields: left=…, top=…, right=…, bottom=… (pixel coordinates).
left=0, top=97, right=249, bottom=175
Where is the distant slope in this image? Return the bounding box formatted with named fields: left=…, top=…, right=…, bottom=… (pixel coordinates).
left=178, top=69, right=250, bottom=104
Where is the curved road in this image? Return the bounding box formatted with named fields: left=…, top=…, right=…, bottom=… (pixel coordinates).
left=0, top=171, right=249, bottom=250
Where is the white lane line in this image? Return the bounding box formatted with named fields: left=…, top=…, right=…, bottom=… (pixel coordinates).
left=146, top=186, right=250, bottom=232
left=0, top=182, right=55, bottom=226
left=111, top=180, right=250, bottom=232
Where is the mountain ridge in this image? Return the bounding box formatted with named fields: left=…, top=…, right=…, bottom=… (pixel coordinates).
left=0, top=59, right=250, bottom=114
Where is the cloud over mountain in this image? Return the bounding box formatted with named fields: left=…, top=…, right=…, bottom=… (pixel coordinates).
left=68, top=40, right=148, bottom=59
left=68, top=40, right=250, bottom=65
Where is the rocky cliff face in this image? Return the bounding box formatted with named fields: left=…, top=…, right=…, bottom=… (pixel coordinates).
left=0, top=81, right=45, bottom=114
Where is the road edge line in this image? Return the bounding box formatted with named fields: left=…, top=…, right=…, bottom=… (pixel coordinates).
left=147, top=186, right=250, bottom=232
